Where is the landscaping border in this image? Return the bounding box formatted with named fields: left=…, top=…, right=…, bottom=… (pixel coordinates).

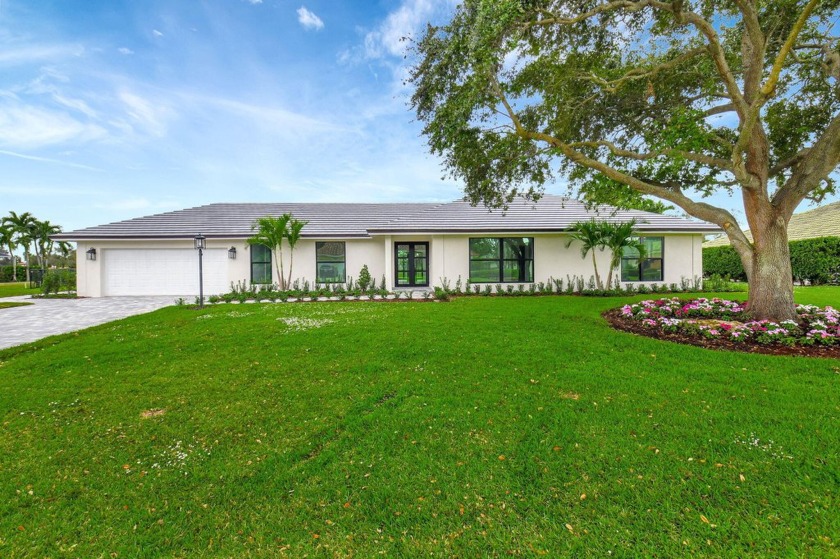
left=604, top=308, right=840, bottom=359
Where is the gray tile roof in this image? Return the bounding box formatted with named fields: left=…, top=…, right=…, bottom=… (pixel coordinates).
left=369, top=196, right=721, bottom=234
left=54, top=195, right=720, bottom=240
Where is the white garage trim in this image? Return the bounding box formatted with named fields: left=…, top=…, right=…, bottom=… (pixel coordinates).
left=102, top=249, right=229, bottom=296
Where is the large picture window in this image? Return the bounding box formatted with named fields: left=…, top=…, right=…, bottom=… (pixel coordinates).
left=316, top=242, right=346, bottom=283
left=621, top=237, right=664, bottom=281
left=251, top=244, right=272, bottom=284
left=469, top=237, right=534, bottom=283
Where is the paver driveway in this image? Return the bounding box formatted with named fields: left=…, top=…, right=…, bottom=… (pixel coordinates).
left=0, top=296, right=175, bottom=350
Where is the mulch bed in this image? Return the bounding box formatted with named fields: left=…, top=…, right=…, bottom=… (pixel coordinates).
left=603, top=309, right=840, bottom=359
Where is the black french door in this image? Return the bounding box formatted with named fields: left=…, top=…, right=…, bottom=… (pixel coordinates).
left=394, top=242, right=429, bottom=287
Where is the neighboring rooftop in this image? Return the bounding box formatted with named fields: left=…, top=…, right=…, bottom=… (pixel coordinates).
left=704, top=200, right=840, bottom=247
left=55, top=195, right=721, bottom=240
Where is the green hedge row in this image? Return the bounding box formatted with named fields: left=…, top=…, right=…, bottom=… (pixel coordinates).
left=0, top=266, right=26, bottom=282
left=703, top=236, right=840, bottom=285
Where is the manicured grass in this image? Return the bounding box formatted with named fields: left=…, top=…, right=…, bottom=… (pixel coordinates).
left=0, top=292, right=838, bottom=557
left=0, top=282, right=39, bottom=298
left=794, top=285, right=840, bottom=308
left=0, top=302, right=32, bottom=310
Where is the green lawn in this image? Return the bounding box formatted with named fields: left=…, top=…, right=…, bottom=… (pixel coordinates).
left=0, top=291, right=838, bottom=557
left=0, top=302, right=32, bottom=310
left=0, top=282, right=39, bottom=298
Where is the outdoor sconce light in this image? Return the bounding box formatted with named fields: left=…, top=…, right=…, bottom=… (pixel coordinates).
left=228, top=246, right=237, bottom=259
left=194, top=233, right=206, bottom=307
left=86, top=248, right=96, bottom=261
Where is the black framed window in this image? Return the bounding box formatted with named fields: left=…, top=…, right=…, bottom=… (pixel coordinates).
left=621, top=237, right=664, bottom=281
left=316, top=242, right=346, bottom=283
left=469, top=237, right=534, bottom=283
left=251, top=244, right=272, bottom=284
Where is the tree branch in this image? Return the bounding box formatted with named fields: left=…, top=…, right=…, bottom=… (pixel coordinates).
left=522, top=1, right=748, bottom=114
left=567, top=139, right=732, bottom=170
left=704, top=103, right=736, bottom=116
left=773, top=112, right=840, bottom=218
left=578, top=47, right=706, bottom=93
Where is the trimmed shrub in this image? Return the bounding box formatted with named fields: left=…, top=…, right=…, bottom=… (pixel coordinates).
left=789, top=237, right=840, bottom=285
left=0, top=266, right=26, bottom=282
left=702, top=246, right=747, bottom=281
left=703, top=236, right=840, bottom=285
left=41, top=269, right=76, bottom=295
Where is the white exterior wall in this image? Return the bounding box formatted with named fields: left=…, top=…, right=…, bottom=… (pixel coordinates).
left=75, top=233, right=705, bottom=297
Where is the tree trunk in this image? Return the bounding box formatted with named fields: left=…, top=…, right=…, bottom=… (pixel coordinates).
left=10, top=253, right=16, bottom=282
left=591, top=252, right=602, bottom=290
left=744, top=219, right=797, bottom=321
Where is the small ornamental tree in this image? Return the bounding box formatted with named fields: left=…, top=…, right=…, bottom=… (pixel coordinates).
left=247, top=214, right=308, bottom=291
left=357, top=264, right=372, bottom=292
left=285, top=217, right=308, bottom=289
left=565, top=220, right=608, bottom=290
left=248, top=214, right=291, bottom=290
left=603, top=220, right=646, bottom=289
left=410, top=0, right=840, bottom=321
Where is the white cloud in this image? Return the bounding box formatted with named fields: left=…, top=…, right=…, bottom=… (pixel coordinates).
left=118, top=90, right=173, bottom=137
left=0, top=44, right=85, bottom=66
left=152, top=29, right=164, bottom=37
left=118, top=47, right=134, bottom=55
left=244, top=0, right=263, bottom=4
left=0, top=104, right=107, bottom=148
left=0, top=149, right=103, bottom=172
left=364, top=0, right=455, bottom=59
left=296, top=6, right=324, bottom=31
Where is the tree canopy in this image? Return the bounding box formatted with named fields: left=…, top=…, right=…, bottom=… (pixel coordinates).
left=410, top=0, right=840, bottom=319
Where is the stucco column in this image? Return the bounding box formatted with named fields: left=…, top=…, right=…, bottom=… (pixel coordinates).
left=383, top=235, right=393, bottom=290
left=431, top=235, right=444, bottom=287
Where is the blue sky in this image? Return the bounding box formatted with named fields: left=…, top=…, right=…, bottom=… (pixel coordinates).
left=0, top=0, right=466, bottom=232
left=0, top=0, right=835, bottom=235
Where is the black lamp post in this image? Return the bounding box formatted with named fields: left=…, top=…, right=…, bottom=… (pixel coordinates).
left=194, top=233, right=206, bottom=307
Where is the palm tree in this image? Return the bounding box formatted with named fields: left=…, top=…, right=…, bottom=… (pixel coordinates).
left=247, top=214, right=291, bottom=289
left=0, top=223, right=17, bottom=281
left=285, top=217, right=308, bottom=289
left=32, top=220, right=62, bottom=270
left=565, top=220, right=607, bottom=290
left=3, top=211, right=37, bottom=284
left=603, top=220, right=646, bottom=290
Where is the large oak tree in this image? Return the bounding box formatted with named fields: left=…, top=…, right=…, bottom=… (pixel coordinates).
left=410, top=0, right=840, bottom=320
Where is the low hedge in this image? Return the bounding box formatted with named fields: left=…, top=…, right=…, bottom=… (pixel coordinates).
left=0, top=265, right=26, bottom=282
left=703, top=236, right=840, bottom=285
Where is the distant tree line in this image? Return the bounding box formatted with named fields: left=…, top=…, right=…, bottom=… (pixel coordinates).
left=0, top=211, right=72, bottom=283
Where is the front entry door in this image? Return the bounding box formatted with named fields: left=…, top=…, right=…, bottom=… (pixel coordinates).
left=395, top=242, right=429, bottom=287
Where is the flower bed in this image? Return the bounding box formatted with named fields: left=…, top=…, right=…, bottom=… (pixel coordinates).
left=606, top=298, right=840, bottom=358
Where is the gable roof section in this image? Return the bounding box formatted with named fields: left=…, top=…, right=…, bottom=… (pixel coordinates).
left=704, top=200, right=840, bottom=247
left=55, top=202, right=440, bottom=240
left=369, top=196, right=719, bottom=233
left=55, top=195, right=720, bottom=240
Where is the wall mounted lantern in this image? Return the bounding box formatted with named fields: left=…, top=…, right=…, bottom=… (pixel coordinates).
left=228, top=246, right=237, bottom=259
left=86, top=248, right=96, bottom=261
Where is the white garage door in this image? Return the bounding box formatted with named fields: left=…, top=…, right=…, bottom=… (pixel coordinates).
left=102, top=249, right=230, bottom=296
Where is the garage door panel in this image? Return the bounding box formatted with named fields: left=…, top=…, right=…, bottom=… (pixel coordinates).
left=103, top=249, right=229, bottom=296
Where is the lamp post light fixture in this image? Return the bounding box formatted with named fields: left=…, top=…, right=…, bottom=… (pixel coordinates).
left=228, top=246, right=237, bottom=259
left=86, top=248, right=97, bottom=261
left=194, top=233, right=206, bottom=307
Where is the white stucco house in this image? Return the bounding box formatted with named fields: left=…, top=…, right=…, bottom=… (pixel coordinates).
left=54, top=195, right=720, bottom=297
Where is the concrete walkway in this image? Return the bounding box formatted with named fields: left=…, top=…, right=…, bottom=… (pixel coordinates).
left=0, top=296, right=175, bottom=350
